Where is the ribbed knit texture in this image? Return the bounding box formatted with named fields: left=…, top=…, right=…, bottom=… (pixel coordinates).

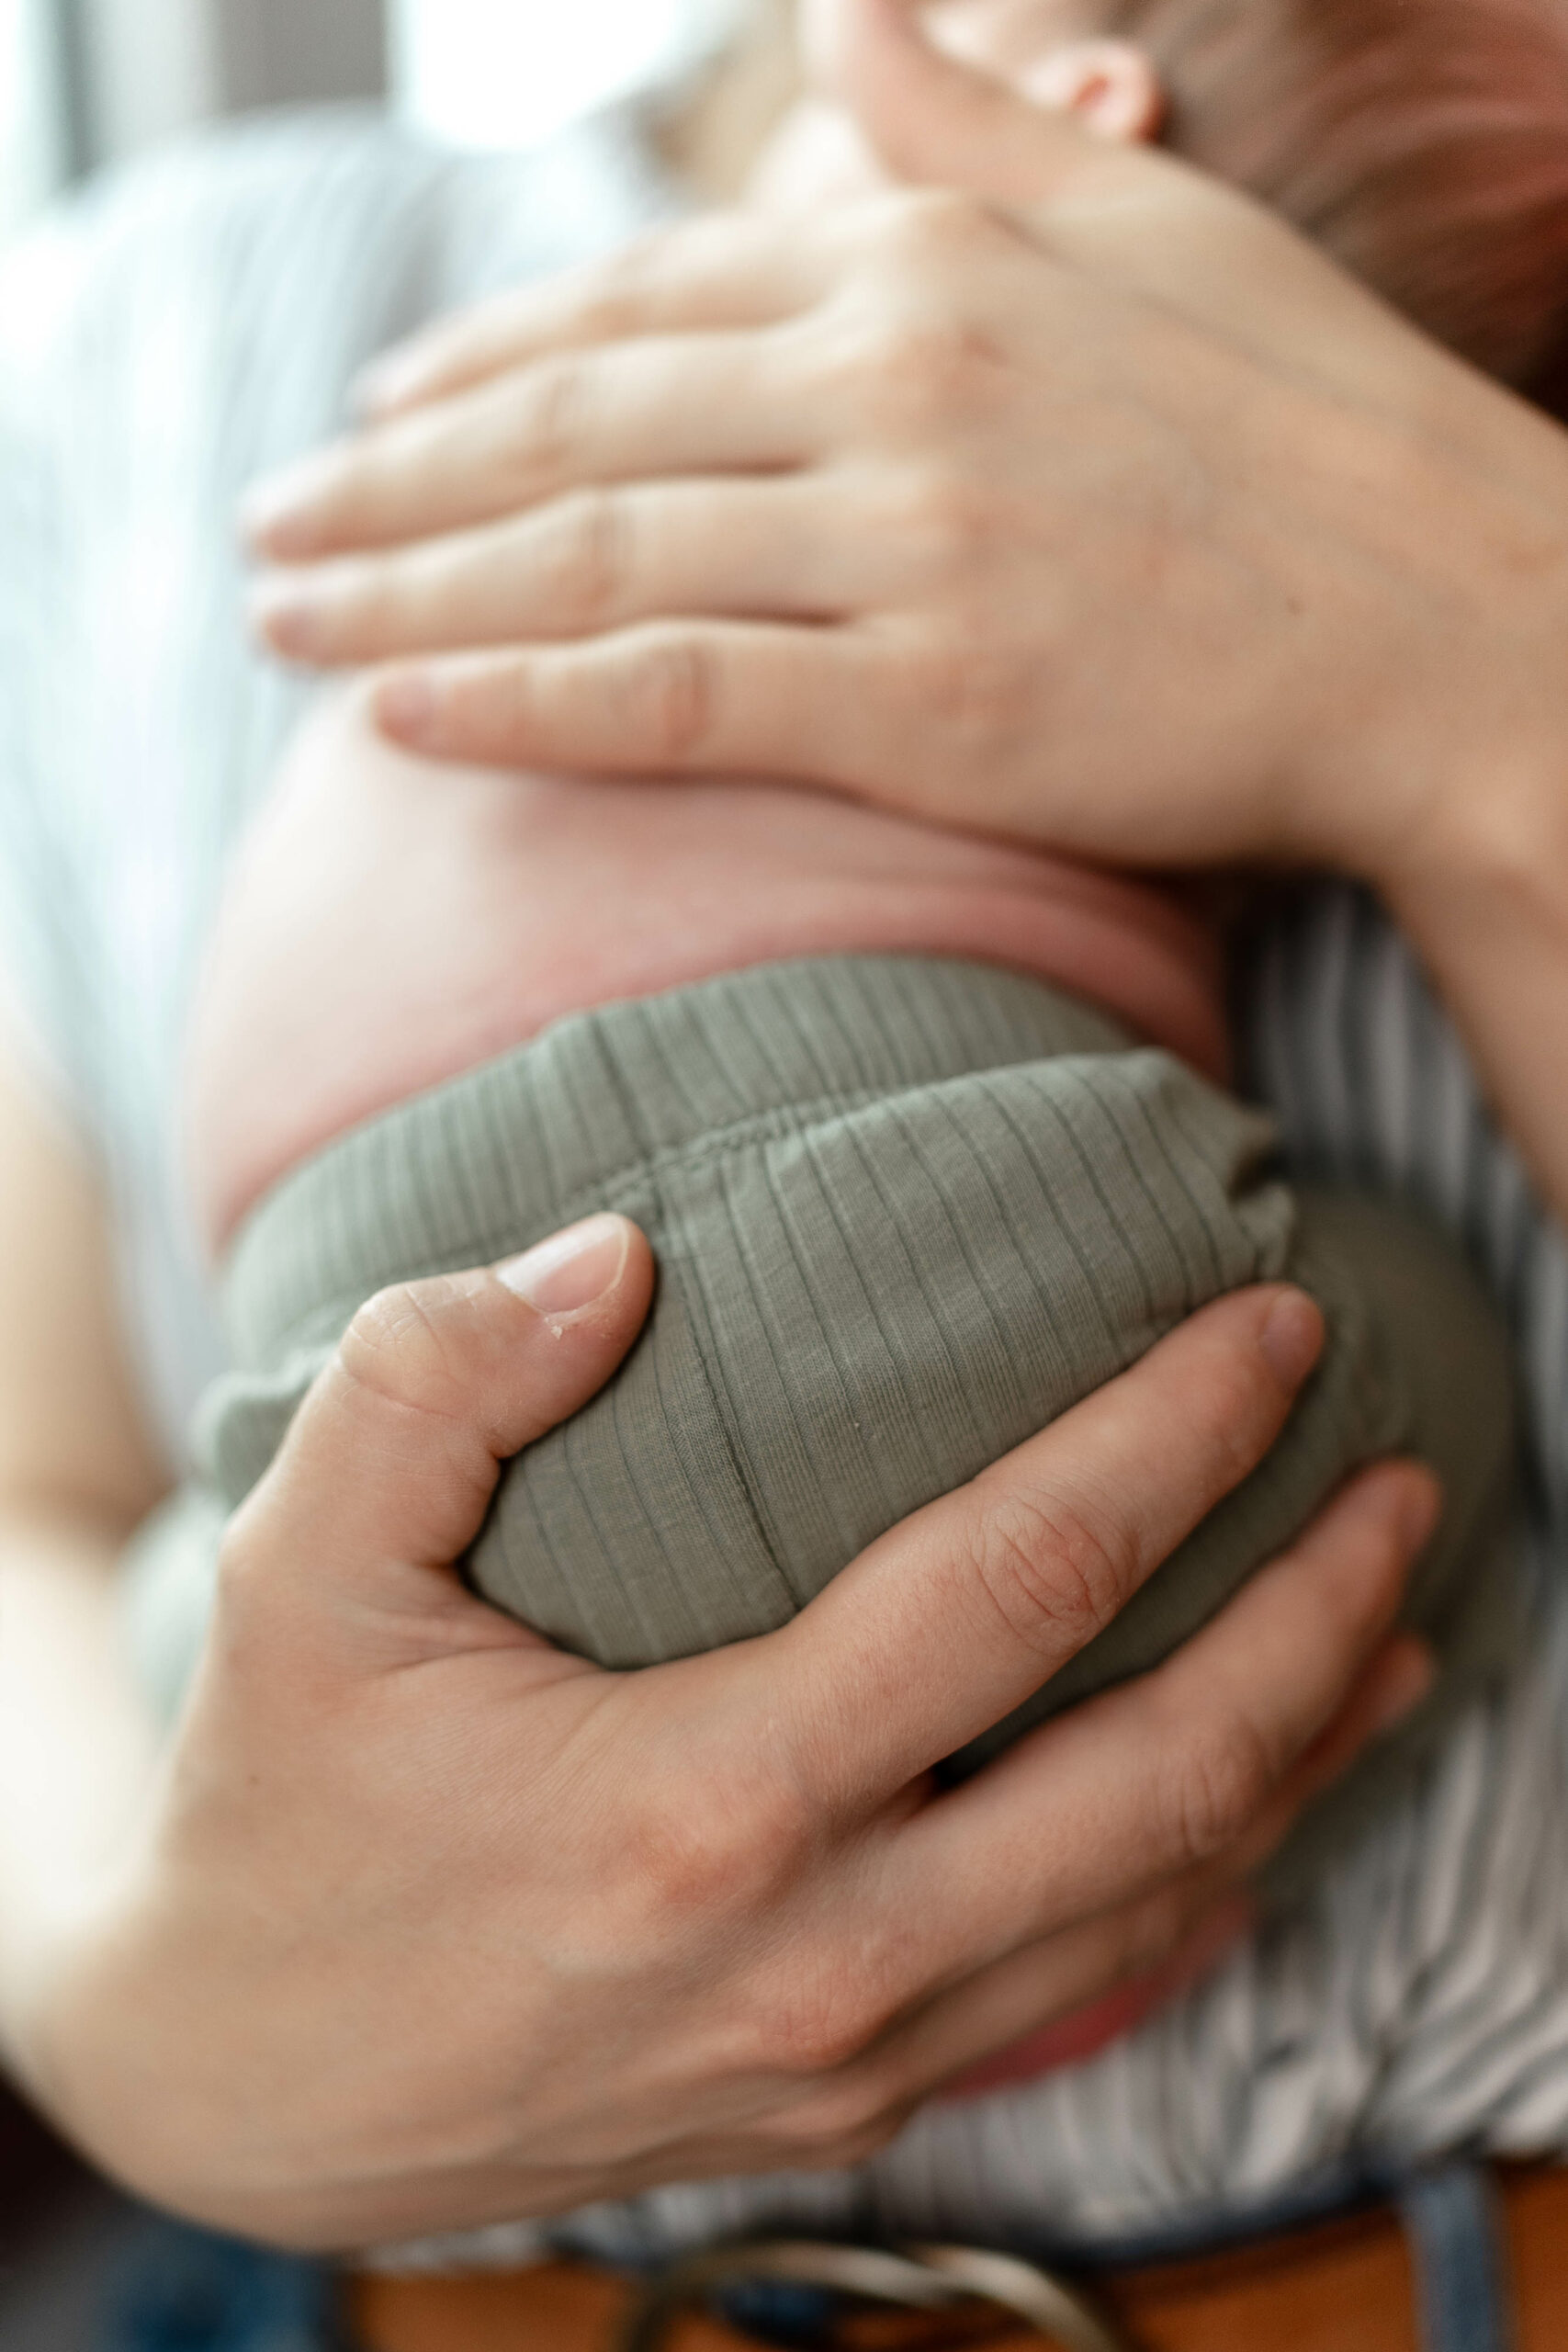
left=12, top=122, right=1565, bottom=2251
left=197, top=956, right=1519, bottom=1883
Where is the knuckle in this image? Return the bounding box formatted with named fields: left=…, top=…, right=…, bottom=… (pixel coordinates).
left=910, top=626, right=1033, bottom=747
left=338, top=1274, right=479, bottom=1422
left=854, top=315, right=1000, bottom=436
left=751, top=1967, right=895, bottom=2082
left=759, top=2018, right=871, bottom=2090
left=616, top=633, right=719, bottom=763
left=546, top=489, right=631, bottom=628
left=621, top=1771, right=815, bottom=1932
left=1168, top=1714, right=1278, bottom=1864
left=504, top=356, right=590, bottom=486
left=959, top=1483, right=1140, bottom=1662
left=887, top=466, right=996, bottom=573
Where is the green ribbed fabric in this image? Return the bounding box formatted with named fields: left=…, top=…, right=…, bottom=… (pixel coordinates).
left=150, top=957, right=1518, bottom=1894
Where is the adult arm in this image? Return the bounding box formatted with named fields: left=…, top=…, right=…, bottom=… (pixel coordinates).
left=0, top=1036, right=170, bottom=2040
left=0, top=1029, right=1432, bottom=2249
left=242, top=0, right=1568, bottom=1223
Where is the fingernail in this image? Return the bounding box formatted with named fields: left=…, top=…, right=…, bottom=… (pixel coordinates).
left=247, top=577, right=322, bottom=658
left=237, top=455, right=339, bottom=555
left=498, top=1215, right=629, bottom=1317
left=1368, top=1639, right=1436, bottom=1736
left=1258, top=1287, right=1324, bottom=1391
left=374, top=669, right=438, bottom=745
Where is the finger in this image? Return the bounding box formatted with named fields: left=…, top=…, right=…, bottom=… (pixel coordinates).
left=370, top=620, right=879, bottom=780
left=870, top=1879, right=1253, bottom=2108
left=242, top=327, right=821, bottom=562
left=251, top=477, right=867, bottom=666
left=843, top=1621, right=1433, bottom=2109
left=818, top=0, right=1406, bottom=383
left=902, top=1458, right=1440, bottom=1960
left=764, top=1283, right=1327, bottom=1801
left=225, top=1216, right=654, bottom=1600
left=1224, top=1628, right=1435, bottom=1876
left=729, top=1877, right=1251, bottom=2177
left=933, top=1894, right=1258, bottom=2098
left=936, top=1638, right=1431, bottom=2098
left=352, top=212, right=832, bottom=421
left=952, top=1633, right=1430, bottom=2086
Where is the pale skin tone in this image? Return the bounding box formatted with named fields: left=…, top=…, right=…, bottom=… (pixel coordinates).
left=0, top=1029, right=1436, bottom=2245
left=0, top=0, right=1533, bottom=2251
left=247, top=0, right=1568, bottom=1231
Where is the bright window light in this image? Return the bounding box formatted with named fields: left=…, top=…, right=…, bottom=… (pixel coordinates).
left=389, top=0, right=746, bottom=151
left=0, top=0, right=62, bottom=240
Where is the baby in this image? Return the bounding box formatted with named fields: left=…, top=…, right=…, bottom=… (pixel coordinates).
left=141, top=0, right=1555, bottom=1903
left=762, top=0, right=1568, bottom=403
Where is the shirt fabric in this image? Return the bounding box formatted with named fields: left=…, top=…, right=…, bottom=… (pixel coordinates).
left=1, top=112, right=1566, bottom=2265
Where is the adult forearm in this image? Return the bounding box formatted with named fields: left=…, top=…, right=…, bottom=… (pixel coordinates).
left=1386, top=764, right=1568, bottom=1231
left=1325, top=362, right=1568, bottom=1222
left=0, top=1510, right=162, bottom=2093
left=234, top=1, right=1568, bottom=1214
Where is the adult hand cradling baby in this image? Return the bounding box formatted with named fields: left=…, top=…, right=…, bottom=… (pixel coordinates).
left=246, top=0, right=1568, bottom=888
left=8, top=0, right=1560, bottom=2259
left=13, top=1228, right=1432, bottom=2245
left=245, top=0, right=1568, bottom=1216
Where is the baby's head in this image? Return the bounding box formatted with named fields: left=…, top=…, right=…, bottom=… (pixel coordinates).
left=197, top=0, right=1568, bottom=1252
left=756, top=0, right=1568, bottom=402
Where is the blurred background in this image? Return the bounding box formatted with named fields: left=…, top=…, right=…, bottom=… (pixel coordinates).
left=0, top=6, right=756, bottom=2336
left=0, top=0, right=749, bottom=245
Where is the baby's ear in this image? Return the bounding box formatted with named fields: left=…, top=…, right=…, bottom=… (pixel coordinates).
left=1014, top=40, right=1165, bottom=144
left=803, top=0, right=1171, bottom=204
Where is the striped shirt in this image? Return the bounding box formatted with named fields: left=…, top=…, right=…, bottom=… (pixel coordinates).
left=0, top=113, right=1564, bottom=2264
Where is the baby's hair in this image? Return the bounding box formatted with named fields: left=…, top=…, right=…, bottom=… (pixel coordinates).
left=1055, top=0, right=1568, bottom=404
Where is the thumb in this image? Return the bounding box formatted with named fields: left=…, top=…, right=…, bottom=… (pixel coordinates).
left=803, top=0, right=1146, bottom=208
left=228, top=1213, right=655, bottom=1609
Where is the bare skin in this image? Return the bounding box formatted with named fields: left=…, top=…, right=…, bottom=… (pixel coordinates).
left=0, top=0, right=1478, bottom=2248
left=244, top=0, right=1568, bottom=1227
left=0, top=1019, right=1433, bottom=2245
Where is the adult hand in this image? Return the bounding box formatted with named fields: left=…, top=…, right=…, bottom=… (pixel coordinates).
left=241, top=0, right=1568, bottom=888
left=21, top=1225, right=1431, bottom=2251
